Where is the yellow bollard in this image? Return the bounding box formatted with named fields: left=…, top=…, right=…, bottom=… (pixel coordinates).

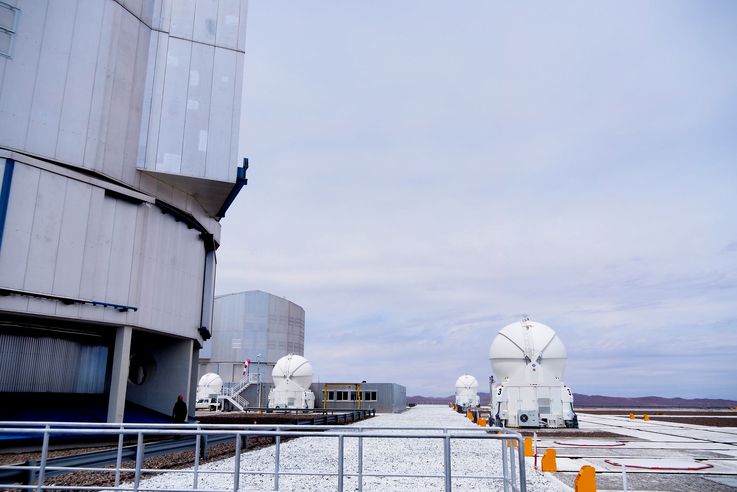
left=643, top=414, right=650, bottom=421
left=524, top=437, right=534, bottom=457
left=629, top=412, right=635, bottom=420
left=574, top=465, right=596, bottom=492
left=541, top=448, right=557, bottom=472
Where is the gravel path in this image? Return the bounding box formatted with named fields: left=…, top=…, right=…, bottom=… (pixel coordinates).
left=128, top=405, right=562, bottom=491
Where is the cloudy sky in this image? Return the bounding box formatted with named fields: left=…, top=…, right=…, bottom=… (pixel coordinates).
left=216, top=1, right=737, bottom=399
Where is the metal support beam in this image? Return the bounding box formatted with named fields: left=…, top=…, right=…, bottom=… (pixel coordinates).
left=215, top=158, right=248, bottom=219
left=107, top=326, right=132, bottom=423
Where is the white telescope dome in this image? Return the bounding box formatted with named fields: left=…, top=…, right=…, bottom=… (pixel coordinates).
left=272, top=354, right=314, bottom=390
left=489, top=320, right=567, bottom=381
left=197, top=372, right=223, bottom=395
left=455, top=374, right=479, bottom=392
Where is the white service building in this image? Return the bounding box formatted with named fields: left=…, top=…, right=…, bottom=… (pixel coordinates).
left=0, top=0, right=248, bottom=423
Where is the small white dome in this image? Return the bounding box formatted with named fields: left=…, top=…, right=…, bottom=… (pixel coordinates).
left=489, top=320, right=567, bottom=381
left=197, top=372, right=223, bottom=395
left=272, top=354, right=314, bottom=389
left=455, top=374, right=479, bottom=391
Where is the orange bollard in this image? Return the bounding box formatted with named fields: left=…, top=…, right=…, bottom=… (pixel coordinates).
left=524, top=437, right=534, bottom=457
left=643, top=414, right=650, bottom=421
left=629, top=412, right=635, bottom=420
left=541, top=448, right=557, bottom=472
left=506, top=439, right=518, bottom=448
left=478, top=417, right=487, bottom=427
left=574, top=465, right=596, bottom=491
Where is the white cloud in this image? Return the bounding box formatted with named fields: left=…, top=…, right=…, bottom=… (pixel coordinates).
left=219, top=0, right=737, bottom=398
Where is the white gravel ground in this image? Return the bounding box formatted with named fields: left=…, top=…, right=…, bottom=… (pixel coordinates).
left=130, top=405, right=562, bottom=491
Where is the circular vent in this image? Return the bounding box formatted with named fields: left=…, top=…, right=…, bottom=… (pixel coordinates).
left=520, top=414, right=529, bottom=423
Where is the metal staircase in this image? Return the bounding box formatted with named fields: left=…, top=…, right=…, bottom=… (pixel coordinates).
left=218, top=373, right=258, bottom=411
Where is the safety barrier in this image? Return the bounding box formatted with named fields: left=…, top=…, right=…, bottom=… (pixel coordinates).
left=0, top=421, right=527, bottom=492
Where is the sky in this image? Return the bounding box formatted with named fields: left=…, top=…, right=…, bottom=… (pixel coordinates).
left=216, top=1, right=737, bottom=399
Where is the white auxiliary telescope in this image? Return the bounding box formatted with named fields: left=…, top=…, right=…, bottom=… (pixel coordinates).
left=454, top=374, right=480, bottom=408
left=489, top=319, right=578, bottom=428
left=267, top=354, right=316, bottom=409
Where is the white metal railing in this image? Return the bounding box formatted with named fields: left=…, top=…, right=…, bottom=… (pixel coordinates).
left=0, top=422, right=527, bottom=492
left=219, top=374, right=258, bottom=410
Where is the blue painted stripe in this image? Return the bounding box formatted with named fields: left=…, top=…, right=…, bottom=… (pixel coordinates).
left=0, top=158, right=14, bottom=252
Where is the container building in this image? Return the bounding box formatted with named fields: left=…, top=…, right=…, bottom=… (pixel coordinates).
left=312, top=382, right=407, bottom=414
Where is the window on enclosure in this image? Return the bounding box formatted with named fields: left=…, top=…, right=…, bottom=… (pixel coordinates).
left=362, top=391, right=377, bottom=401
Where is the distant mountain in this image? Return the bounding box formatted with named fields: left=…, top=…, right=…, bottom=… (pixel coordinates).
left=572, top=394, right=737, bottom=408
left=407, top=392, right=737, bottom=408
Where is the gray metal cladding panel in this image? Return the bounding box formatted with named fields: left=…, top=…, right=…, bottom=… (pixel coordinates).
left=0, top=0, right=47, bottom=150
left=154, top=36, right=191, bottom=173
left=204, top=47, right=237, bottom=181
left=0, top=0, right=247, bottom=197
left=169, top=0, right=196, bottom=39
left=0, top=332, right=108, bottom=393
left=0, top=161, right=40, bottom=291
left=25, top=0, right=76, bottom=158
left=0, top=162, right=207, bottom=338
left=56, top=0, right=107, bottom=166
left=208, top=292, right=305, bottom=368
left=215, top=0, right=241, bottom=50
left=181, top=42, right=215, bottom=177
left=193, top=0, right=218, bottom=46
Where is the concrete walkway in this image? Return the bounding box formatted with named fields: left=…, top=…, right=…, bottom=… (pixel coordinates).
left=534, top=412, right=737, bottom=491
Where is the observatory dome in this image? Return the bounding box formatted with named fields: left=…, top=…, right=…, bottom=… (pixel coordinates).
left=455, top=374, right=479, bottom=392
left=272, top=354, right=314, bottom=389
left=489, top=320, right=567, bottom=381
left=197, top=372, right=223, bottom=396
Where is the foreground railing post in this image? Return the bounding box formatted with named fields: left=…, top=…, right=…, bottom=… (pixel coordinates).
left=36, top=425, right=50, bottom=492
left=234, top=432, right=242, bottom=491
left=622, top=462, right=628, bottom=491
left=357, top=428, right=364, bottom=492
left=115, top=426, right=124, bottom=487
left=443, top=431, right=452, bottom=492
left=501, top=436, right=509, bottom=492
left=134, top=432, right=144, bottom=491
left=193, top=427, right=201, bottom=489
left=516, top=436, right=527, bottom=492
left=338, top=434, right=344, bottom=492
left=274, top=434, right=281, bottom=490
left=510, top=437, right=517, bottom=490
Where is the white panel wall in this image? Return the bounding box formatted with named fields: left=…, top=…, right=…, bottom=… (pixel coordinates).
left=181, top=42, right=214, bottom=177
left=56, top=0, right=106, bottom=166
left=0, top=160, right=206, bottom=339
left=0, top=0, right=48, bottom=149
left=136, top=0, right=246, bottom=182
left=205, top=47, right=237, bottom=181
left=0, top=0, right=247, bottom=196
left=25, top=0, right=76, bottom=157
